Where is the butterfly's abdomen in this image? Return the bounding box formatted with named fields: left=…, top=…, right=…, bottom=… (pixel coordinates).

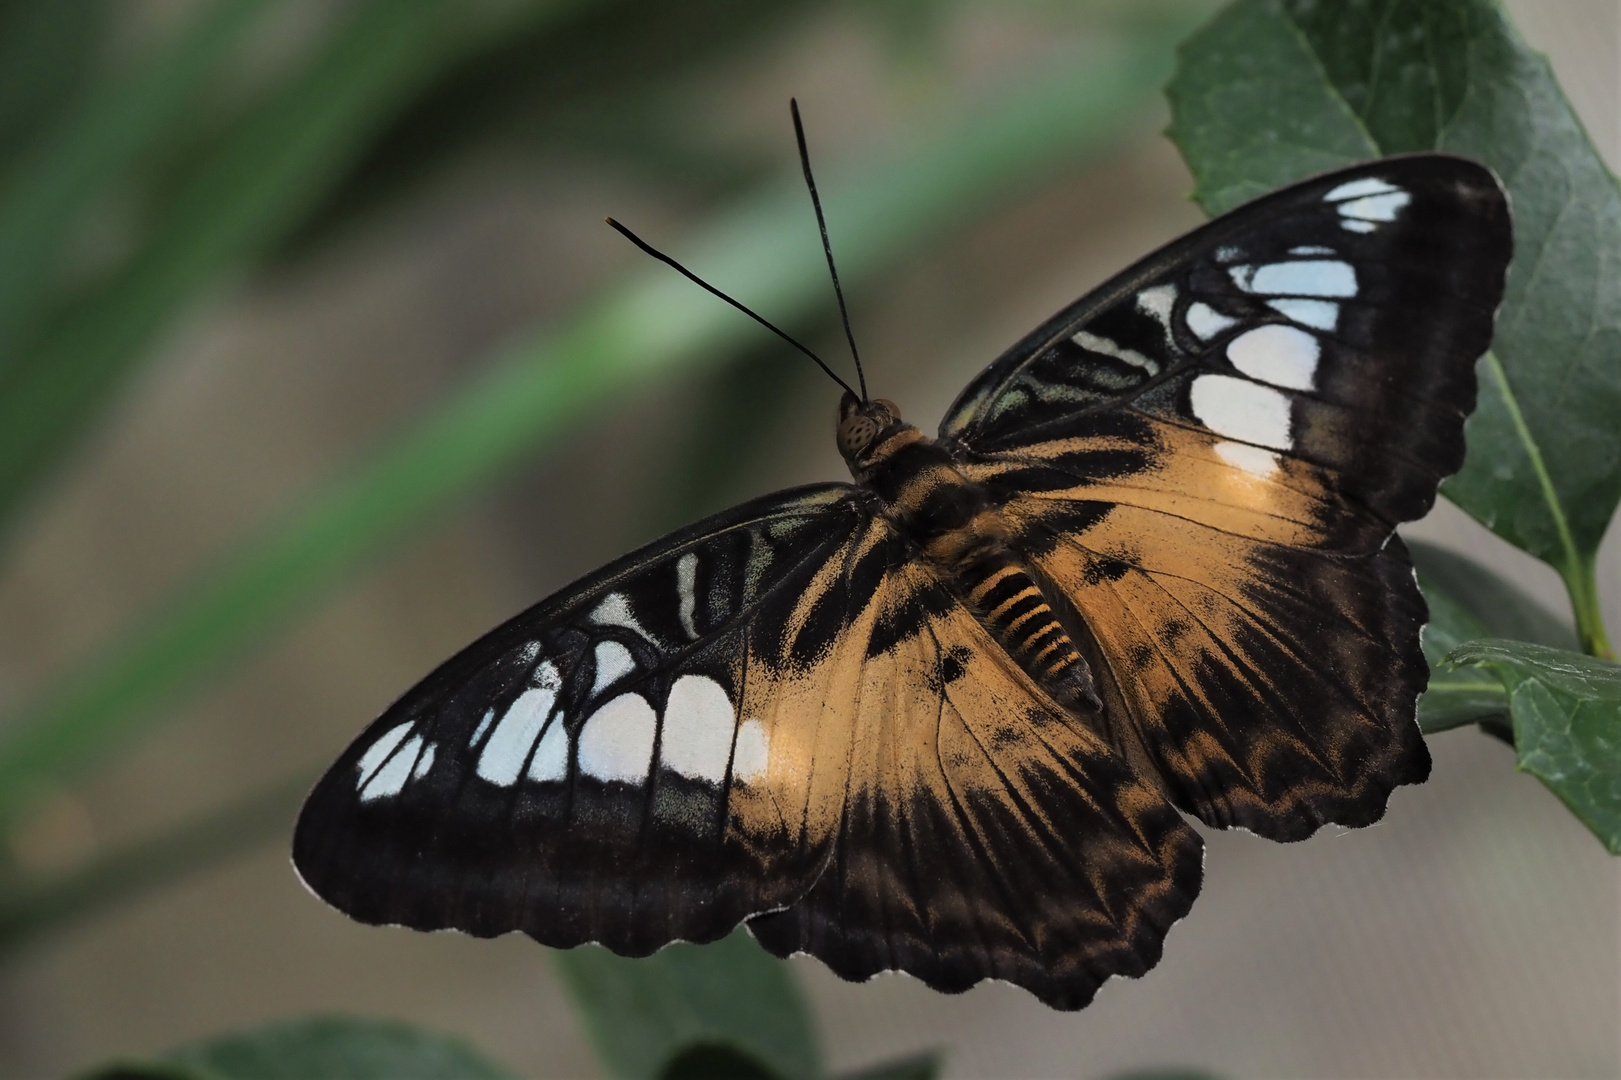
left=866, top=432, right=1099, bottom=710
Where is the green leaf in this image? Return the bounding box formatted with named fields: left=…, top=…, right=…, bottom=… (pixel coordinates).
left=657, top=1044, right=785, bottom=1080
left=1414, top=566, right=1509, bottom=738
left=1407, top=540, right=1579, bottom=651
left=1410, top=539, right=1571, bottom=739
left=76, top=1015, right=518, bottom=1080
left=552, top=929, right=820, bottom=1080
left=1445, top=639, right=1621, bottom=851
left=1167, top=0, right=1620, bottom=658
left=0, top=0, right=586, bottom=535
left=0, top=31, right=1179, bottom=824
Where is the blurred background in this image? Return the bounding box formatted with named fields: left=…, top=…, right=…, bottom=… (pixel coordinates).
left=0, top=0, right=1615, bottom=1077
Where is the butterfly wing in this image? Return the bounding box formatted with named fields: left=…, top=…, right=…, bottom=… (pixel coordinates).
left=747, top=522, right=1203, bottom=1011
left=939, top=155, right=1512, bottom=839
left=293, top=484, right=879, bottom=955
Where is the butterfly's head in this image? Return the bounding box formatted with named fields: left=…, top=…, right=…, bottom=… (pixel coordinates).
left=837, top=391, right=914, bottom=476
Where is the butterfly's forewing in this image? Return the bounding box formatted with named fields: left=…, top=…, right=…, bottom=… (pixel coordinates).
left=748, top=531, right=1202, bottom=1011
left=293, top=484, right=876, bottom=955
left=940, top=155, right=1511, bottom=838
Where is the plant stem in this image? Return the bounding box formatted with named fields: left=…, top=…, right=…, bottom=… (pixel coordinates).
left=1565, top=556, right=1615, bottom=660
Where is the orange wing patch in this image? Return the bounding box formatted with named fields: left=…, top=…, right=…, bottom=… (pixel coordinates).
left=750, top=542, right=1202, bottom=1010
left=995, top=490, right=1429, bottom=840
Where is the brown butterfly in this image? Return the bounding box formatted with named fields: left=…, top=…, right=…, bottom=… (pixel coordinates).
left=293, top=106, right=1512, bottom=1010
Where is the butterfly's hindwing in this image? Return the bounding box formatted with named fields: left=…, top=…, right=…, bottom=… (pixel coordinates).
left=293, top=484, right=875, bottom=954
left=749, top=542, right=1203, bottom=1011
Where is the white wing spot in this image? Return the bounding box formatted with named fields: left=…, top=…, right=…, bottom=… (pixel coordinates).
left=1267, top=298, right=1339, bottom=331
left=1215, top=244, right=1243, bottom=263
left=591, top=640, right=636, bottom=695
left=1073, top=330, right=1158, bottom=374
left=1340, top=219, right=1377, bottom=234
left=528, top=717, right=568, bottom=782
left=732, top=719, right=771, bottom=783
left=677, top=552, right=700, bottom=639
left=1324, top=177, right=1399, bottom=201
left=660, top=675, right=736, bottom=784
left=1339, top=191, right=1411, bottom=221
left=1190, top=374, right=1293, bottom=450
left=411, top=742, right=436, bottom=780
left=470, top=708, right=495, bottom=747
left=1249, top=260, right=1356, bottom=298
left=1185, top=302, right=1237, bottom=340
left=590, top=593, right=655, bottom=642
left=476, top=670, right=558, bottom=787
left=355, top=721, right=415, bottom=788
left=517, top=641, right=541, bottom=665
left=1135, top=284, right=1177, bottom=328
left=579, top=693, right=657, bottom=784
left=1214, top=440, right=1280, bottom=478
left=1290, top=245, right=1334, bottom=255
left=360, top=735, right=423, bottom=802
left=1227, top=324, right=1320, bottom=390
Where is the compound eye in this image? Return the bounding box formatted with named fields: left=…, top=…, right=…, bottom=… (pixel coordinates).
left=839, top=415, right=880, bottom=455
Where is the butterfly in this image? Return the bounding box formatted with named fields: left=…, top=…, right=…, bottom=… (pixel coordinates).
left=293, top=133, right=1511, bottom=1010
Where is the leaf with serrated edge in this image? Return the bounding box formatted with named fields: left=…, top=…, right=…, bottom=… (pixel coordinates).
left=1445, top=639, right=1621, bottom=851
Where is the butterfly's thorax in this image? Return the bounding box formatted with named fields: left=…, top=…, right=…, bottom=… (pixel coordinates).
left=849, top=412, right=1098, bottom=710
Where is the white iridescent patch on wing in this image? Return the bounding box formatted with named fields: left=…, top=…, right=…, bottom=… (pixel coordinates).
left=1325, top=176, right=1410, bottom=233
left=1324, top=177, right=1400, bottom=201
left=476, top=669, right=559, bottom=787
left=590, top=593, right=655, bottom=642
left=1136, top=284, right=1177, bottom=329
left=1214, top=440, right=1280, bottom=478
left=579, top=693, right=658, bottom=784
left=591, top=640, right=636, bottom=695
left=410, top=742, right=436, bottom=780
left=1185, top=301, right=1237, bottom=340
left=1338, top=192, right=1411, bottom=222
left=527, top=717, right=568, bottom=782
left=1190, top=374, right=1293, bottom=450
left=360, top=735, right=424, bottom=802
left=1248, top=260, right=1356, bottom=298
left=1227, top=324, right=1320, bottom=390
left=1267, top=298, right=1339, bottom=331
left=355, top=721, right=415, bottom=788
left=1290, top=245, right=1335, bottom=255
left=1073, top=330, right=1158, bottom=374
left=469, top=708, right=495, bottom=747
left=677, top=552, right=700, bottom=639
left=732, top=719, right=771, bottom=783
left=659, top=675, right=736, bottom=784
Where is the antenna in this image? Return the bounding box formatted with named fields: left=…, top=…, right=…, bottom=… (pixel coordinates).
left=791, top=99, right=867, bottom=402
left=605, top=218, right=859, bottom=399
